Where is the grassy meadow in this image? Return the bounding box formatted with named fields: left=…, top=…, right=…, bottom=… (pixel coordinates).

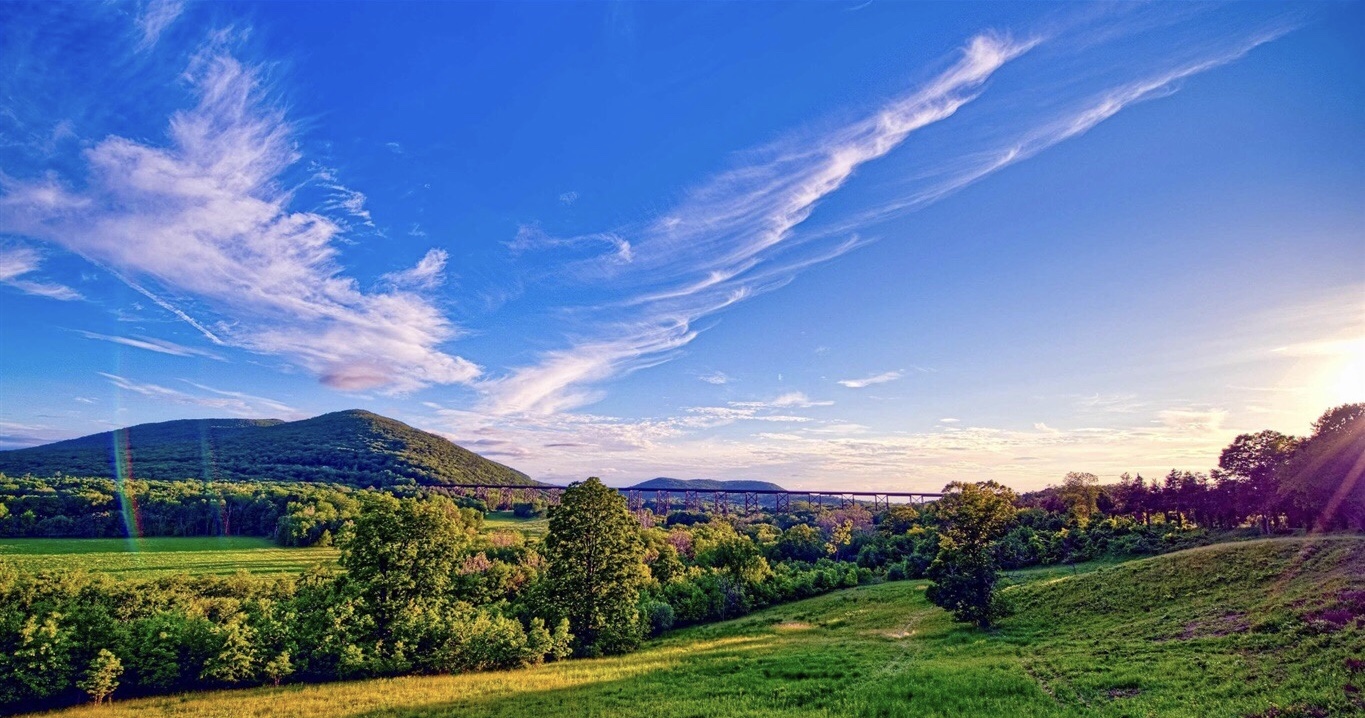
left=482, top=510, right=549, bottom=538
left=0, top=537, right=338, bottom=578
left=0, top=511, right=542, bottom=580
left=26, top=536, right=1364, bottom=718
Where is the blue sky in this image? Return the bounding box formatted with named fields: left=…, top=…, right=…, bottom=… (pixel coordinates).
left=1, top=1, right=1361, bottom=490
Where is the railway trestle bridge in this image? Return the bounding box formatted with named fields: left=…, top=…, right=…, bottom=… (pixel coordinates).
left=428, top=483, right=942, bottom=521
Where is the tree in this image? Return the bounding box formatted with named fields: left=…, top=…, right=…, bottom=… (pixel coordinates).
left=925, top=481, right=1018, bottom=628
left=878, top=504, right=920, bottom=535
left=1278, top=403, right=1365, bottom=531
left=340, top=495, right=474, bottom=640
left=263, top=651, right=294, bottom=687
left=542, top=478, right=646, bottom=656
left=78, top=649, right=123, bottom=705
left=1057, top=472, right=1100, bottom=527
left=1219, top=430, right=1300, bottom=531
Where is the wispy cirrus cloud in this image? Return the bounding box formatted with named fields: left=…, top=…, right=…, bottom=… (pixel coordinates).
left=0, top=245, right=81, bottom=301
left=136, top=0, right=185, bottom=51
left=77, top=331, right=223, bottom=360
left=838, top=371, right=903, bottom=389
left=382, top=248, right=449, bottom=289
left=486, top=16, right=1295, bottom=419
left=0, top=36, right=480, bottom=394
left=99, top=372, right=299, bottom=417
left=486, top=33, right=1035, bottom=415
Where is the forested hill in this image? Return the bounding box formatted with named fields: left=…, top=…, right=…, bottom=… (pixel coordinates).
left=629, top=477, right=787, bottom=492
left=0, top=410, right=540, bottom=487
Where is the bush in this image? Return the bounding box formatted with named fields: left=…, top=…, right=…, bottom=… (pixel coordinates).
left=640, top=600, right=675, bottom=636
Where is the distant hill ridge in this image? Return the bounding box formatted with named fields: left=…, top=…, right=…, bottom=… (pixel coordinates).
left=629, top=477, right=787, bottom=492
left=0, top=410, right=539, bottom=487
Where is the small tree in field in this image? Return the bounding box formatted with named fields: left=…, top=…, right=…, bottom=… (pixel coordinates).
left=926, top=480, right=1018, bottom=629
left=263, top=651, right=294, bottom=687
left=543, top=477, right=647, bottom=656
left=78, top=649, right=122, bottom=705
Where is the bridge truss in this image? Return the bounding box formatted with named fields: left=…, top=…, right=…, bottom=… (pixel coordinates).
left=430, top=483, right=941, bottom=519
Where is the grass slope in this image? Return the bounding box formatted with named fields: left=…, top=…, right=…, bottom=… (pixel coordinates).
left=0, top=410, right=537, bottom=487
left=28, top=537, right=1364, bottom=717
left=0, top=537, right=338, bottom=578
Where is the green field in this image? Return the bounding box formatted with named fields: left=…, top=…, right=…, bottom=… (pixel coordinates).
left=0, top=537, right=338, bottom=578
left=483, top=510, right=549, bottom=538
left=28, top=536, right=1364, bottom=717
left=0, top=511, right=544, bottom=578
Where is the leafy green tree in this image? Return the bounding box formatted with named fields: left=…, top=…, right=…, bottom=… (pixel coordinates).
left=263, top=651, right=293, bottom=686
left=2, top=612, right=73, bottom=702
left=1218, top=430, right=1300, bottom=530
left=1278, top=403, right=1365, bottom=531
left=1057, top=472, right=1100, bottom=526
left=878, top=504, right=920, bottom=535
left=925, top=481, right=1018, bottom=628
left=774, top=523, right=825, bottom=563
left=78, top=648, right=123, bottom=704
left=340, top=495, right=474, bottom=641
left=542, top=478, right=646, bottom=656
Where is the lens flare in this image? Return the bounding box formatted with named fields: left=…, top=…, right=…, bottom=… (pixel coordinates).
left=111, top=426, right=143, bottom=548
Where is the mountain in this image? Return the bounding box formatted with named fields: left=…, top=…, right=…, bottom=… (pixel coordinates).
left=629, top=477, right=787, bottom=492
left=0, top=410, right=539, bottom=487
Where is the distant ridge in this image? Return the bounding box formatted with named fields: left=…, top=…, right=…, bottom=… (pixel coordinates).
left=629, top=477, right=787, bottom=492
left=0, top=409, right=540, bottom=487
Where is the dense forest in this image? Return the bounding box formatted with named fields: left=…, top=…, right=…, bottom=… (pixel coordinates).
left=0, top=410, right=537, bottom=488
left=0, top=403, right=1360, bottom=711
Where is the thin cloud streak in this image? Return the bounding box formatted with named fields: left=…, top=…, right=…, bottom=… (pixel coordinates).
left=77, top=331, right=224, bottom=360
left=0, top=245, right=81, bottom=301
left=487, top=21, right=1294, bottom=419
left=487, top=33, right=1036, bottom=416
left=838, top=371, right=903, bottom=389
left=99, top=372, right=299, bottom=417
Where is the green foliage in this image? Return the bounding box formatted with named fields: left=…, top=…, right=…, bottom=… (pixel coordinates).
left=340, top=495, right=474, bottom=638
left=29, top=538, right=1365, bottom=718
left=542, top=478, right=646, bottom=656
left=0, top=410, right=536, bottom=487
left=926, top=480, right=1018, bottom=628
left=77, top=648, right=123, bottom=705
left=1057, top=472, right=1101, bottom=526
left=262, top=651, right=293, bottom=686
left=1278, top=403, right=1365, bottom=531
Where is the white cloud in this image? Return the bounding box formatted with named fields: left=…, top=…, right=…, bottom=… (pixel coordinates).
left=486, top=34, right=1033, bottom=416
left=0, top=45, right=480, bottom=394
left=939, top=418, right=960, bottom=423
left=136, top=0, right=185, bottom=51
left=559, top=191, right=579, bottom=205
left=838, top=370, right=903, bottom=388
left=382, top=248, right=449, bottom=289
left=1157, top=407, right=1228, bottom=434
left=508, top=224, right=633, bottom=264
left=698, top=371, right=731, bottom=385
left=77, top=331, right=223, bottom=360
left=0, top=246, right=81, bottom=300
left=419, top=403, right=1251, bottom=490
left=99, top=372, right=299, bottom=417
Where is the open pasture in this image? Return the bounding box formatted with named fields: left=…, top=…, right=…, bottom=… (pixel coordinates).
left=482, top=510, right=549, bottom=538
left=0, top=537, right=339, bottom=578
left=28, top=537, right=1364, bottom=718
